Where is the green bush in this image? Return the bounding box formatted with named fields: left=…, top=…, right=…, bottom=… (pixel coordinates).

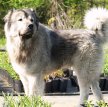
left=3, top=94, right=51, bottom=107
left=7, top=0, right=51, bottom=24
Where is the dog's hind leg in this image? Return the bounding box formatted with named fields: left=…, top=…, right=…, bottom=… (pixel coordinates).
left=74, top=58, right=98, bottom=106
left=91, top=80, right=103, bottom=101
left=74, top=60, right=92, bottom=106
left=76, top=73, right=90, bottom=107
left=90, top=56, right=104, bottom=101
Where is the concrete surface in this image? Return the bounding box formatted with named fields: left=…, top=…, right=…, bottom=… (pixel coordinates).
left=0, top=94, right=108, bottom=107
left=43, top=94, right=108, bottom=107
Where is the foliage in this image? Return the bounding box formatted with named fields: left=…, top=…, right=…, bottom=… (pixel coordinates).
left=83, top=100, right=108, bottom=107
left=0, top=38, right=19, bottom=80
left=103, top=49, right=108, bottom=75
left=1, top=0, right=108, bottom=80
left=0, top=52, right=19, bottom=80
left=97, top=100, right=108, bottom=107
left=9, top=0, right=44, bottom=9
left=0, top=0, right=108, bottom=31
left=44, top=69, right=64, bottom=81
left=3, top=94, right=51, bottom=107
left=0, top=37, right=6, bottom=48
left=0, top=38, right=18, bottom=80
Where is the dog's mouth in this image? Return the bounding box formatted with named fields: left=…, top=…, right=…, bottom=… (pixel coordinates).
left=19, top=30, right=33, bottom=40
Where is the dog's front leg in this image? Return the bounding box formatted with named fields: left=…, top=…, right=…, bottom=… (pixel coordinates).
left=28, top=73, right=45, bottom=96
left=19, top=74, right=29, bottom=95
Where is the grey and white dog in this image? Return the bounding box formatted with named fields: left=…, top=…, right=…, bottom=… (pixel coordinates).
left=4, top=7, right=108, bottom=106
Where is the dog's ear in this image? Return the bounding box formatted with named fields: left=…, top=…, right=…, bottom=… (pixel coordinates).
left=4, top=9, right=15, bottom=22
left=30, top=8, right=39, bottom=30
left=30, top=8, right=35, bottom=12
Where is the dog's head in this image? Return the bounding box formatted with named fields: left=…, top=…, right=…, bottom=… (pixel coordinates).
left=4, top=8, right=39, bottom=40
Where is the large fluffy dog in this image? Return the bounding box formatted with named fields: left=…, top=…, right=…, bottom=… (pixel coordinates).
left=4, top=8, right=108, bottom=106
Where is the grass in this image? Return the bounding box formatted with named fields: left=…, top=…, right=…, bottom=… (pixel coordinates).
left=0, top=52, right=19, bottom=80
left=103, top=49, right=108, bottom=75
left=0, top=37, right=6, bottom=48
left=3, top=94, right=108, bottom=107
left=3, top=94, right=51, bottom=107
left=0, top=37, right=19, bottom=80
left=83, top=100, right=108, bottom=107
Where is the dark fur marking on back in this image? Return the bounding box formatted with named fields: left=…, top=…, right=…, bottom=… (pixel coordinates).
left=50, top=31, right=78, bottom=65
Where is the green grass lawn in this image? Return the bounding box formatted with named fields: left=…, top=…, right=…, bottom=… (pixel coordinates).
left=0, top=37, right=19, bottom=80
left=0, top=52, right=19, bottom=79
left=0, top=37, right=6, bottom=48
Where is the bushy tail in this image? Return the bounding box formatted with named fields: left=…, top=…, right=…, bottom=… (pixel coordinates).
left=84, top=7, right=108, bottom=30
left=84, top=7, right=108, bottom=43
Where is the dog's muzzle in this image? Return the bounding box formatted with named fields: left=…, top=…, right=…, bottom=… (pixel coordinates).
left=20, top=24, right=34, bottom=40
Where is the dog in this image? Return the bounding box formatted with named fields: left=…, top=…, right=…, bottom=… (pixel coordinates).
left=4, top=7, right=108, bottom=106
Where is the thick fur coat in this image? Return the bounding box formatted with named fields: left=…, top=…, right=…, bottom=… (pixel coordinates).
left=4, top=8, right=108, bottom=107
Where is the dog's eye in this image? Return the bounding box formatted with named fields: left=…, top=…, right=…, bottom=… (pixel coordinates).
left=30, top=19, right=34, bottom=22
left=18, top=18, right=22, bottom=21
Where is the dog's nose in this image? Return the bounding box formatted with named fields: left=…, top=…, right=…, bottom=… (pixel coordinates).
left=28, top=24, right=33, bottom=30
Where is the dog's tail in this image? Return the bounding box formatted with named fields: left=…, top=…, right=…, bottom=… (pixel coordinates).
left=84, top=7, right=108, bottom=43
